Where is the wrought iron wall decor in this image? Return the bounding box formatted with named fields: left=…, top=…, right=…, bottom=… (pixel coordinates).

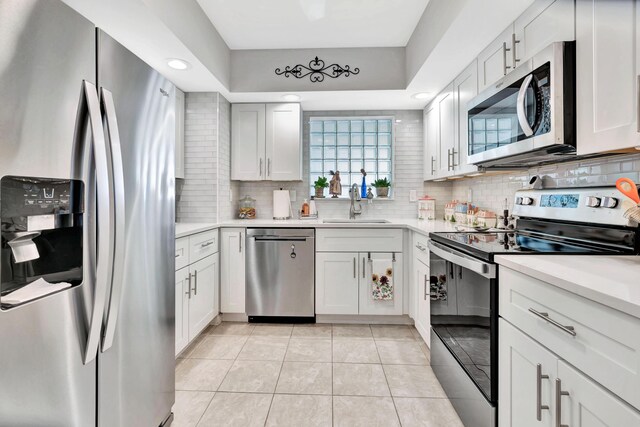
left=275, top=56, right=360, bottom=83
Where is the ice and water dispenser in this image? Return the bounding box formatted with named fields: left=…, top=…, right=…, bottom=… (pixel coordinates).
left=0, top=176, right=84, bottom=309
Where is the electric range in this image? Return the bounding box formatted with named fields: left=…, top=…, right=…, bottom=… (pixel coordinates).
left=427, top=186, right=639, bottom=427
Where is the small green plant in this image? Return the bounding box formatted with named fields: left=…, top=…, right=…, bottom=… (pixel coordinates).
left=371, top=178, right=391, bottom=188
left=313, top=176, right=329, bottom=188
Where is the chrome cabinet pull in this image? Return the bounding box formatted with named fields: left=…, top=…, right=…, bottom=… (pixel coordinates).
left=512, top=33, right=520, bottom=68
left=537, top=364, right=550, bottom=421
left=193, top=270, right=198, bottom=295
left=529, top=308, right=576, bottom=336
left=362, top=257, right=366, bottom=278
left=451, top=149, right=458, bottom=168
left=268, top=158, right=271, bottom=176
left=259, top=158, right=263, bottom=177
left=239, top=232, right=242, bottom=252
left=201, top=241, right=214, bottom=248
left=431, top=156, right=436, bottom=175
left=175, top=252, right=180, bottom=258
left=424, top=274, right=428, bottom=300
left=503, top=41, right=512, bottom=75
left=353, top=257, right=356, bottom=278
left=186, top=274, right=192, bottom=299
left=555, top=379, right=570, bottom=427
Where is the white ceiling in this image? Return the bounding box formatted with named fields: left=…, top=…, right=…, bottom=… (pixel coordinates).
left=196, top=0, right=430, bottom=49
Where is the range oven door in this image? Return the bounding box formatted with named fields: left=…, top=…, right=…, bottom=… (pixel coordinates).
left=428, top=241, right=498, bottom=405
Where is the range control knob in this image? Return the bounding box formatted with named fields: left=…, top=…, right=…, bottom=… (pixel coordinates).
left=515, top=197, right=523, bottom=205
left=585, top=196, right=601, bottom=208
left=601, top=196, right=618, bottom=209
left=521, top=197, right=534, bottom=206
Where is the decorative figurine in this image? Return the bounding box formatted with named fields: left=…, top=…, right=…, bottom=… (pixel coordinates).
left=329, top=170, right=342, bottom=198
left=360, top=169, right=367, bottom=199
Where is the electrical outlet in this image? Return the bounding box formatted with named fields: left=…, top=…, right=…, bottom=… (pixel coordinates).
left=409, top=190, right=417, bottom=202
left=290, top=190, right=296, bottom=202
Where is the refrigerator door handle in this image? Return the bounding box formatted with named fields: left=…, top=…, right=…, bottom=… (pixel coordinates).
left=100, top=88, right=126, bottom=353
left=71, top=81, right=113, bottom=365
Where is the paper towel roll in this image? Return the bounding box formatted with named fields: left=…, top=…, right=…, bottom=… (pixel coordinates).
left=273, top=190, right=292, bottom=220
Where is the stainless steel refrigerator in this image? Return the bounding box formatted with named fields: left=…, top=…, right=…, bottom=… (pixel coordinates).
left=0, top=1, right=175, bottom=426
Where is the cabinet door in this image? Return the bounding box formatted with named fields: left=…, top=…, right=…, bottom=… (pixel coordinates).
left=514, top=0, right=575, bottom=69
left=453, top=60, right=479, bottom=175
left=499, top=319, right=557, bottom=427
left=188, top=255, right=217, bottom=341
left=557, top=360, right=640, bottom=427
left=265, top=103, right=301, bottom=181
left=359, top=252, right=403, bottom=316
left=576, top=0, right=640, bottom=154
left=478, top=25, right=515, bottom=91
left=316, top=252, right=359, bottom=315
left=423, top=102, right=439, bottom=180
left=220, top=229, right=246, bottom=313
left=231, top=104, right=266, bottom=180
left=175, top=267, right=190, bottom=356
left=175, top=88, right=185, bottom=179
left=438, top=84, right=456, bottom=177
left=415, top=258, right=430, bottom=347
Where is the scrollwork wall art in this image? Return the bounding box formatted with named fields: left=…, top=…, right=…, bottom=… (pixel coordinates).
left=275, top=56, right=360, bottom=83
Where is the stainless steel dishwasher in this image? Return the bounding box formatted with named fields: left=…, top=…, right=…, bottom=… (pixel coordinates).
left=245, top=228, right=315, bottom=322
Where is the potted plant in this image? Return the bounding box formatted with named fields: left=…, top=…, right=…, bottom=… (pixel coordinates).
left=372, top=178, right=391, bottom=198
left=313, top=176, right=329, bottom=198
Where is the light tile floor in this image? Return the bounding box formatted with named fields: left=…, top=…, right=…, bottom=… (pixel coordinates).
left=173, top=322, right=464, bottom=427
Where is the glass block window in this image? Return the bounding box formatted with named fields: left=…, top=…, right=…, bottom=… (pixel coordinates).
left=309, top=117, right=393, bottom=198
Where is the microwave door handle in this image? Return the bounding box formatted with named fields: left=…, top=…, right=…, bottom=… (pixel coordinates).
left=71, top=81, right=113, bottom=365
left=99, top=88, right=126, bottom=353
left=517, top=74, right=535, bottom=137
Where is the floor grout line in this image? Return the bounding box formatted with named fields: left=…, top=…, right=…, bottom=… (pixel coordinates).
left=373, top=324, right=403, bottom=427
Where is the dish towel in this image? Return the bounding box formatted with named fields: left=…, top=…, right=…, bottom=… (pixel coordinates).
left=371, top=258, right=394, bottom=301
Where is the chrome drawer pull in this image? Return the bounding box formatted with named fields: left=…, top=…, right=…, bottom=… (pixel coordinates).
left=555, top=378, right=570, bottom=427
left=536, top=364, right=550, bottom=421
left=200, top=241, right=214, bottom=248
left=528, top=308, right=576, bottom=337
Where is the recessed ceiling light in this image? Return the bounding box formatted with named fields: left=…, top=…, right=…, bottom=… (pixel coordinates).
left=282, top=94, right=301, bottom=102
left=167, top=59, right=190, bottom=70
left=412, top=92, right=432, bottom=100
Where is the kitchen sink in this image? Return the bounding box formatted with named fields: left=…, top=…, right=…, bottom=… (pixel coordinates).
left=322, top=219, right=390, bottom=224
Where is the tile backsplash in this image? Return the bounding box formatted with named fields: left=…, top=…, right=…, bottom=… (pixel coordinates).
left=237, top=110, right=430, bottom=219
left=450, top=153, right=640, bottom=214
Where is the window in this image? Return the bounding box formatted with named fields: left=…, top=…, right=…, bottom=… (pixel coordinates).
left=309, top=117, right=393, bottom=198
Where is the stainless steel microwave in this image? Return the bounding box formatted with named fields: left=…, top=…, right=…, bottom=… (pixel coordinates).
left=467, top=41, right=575, bottom=168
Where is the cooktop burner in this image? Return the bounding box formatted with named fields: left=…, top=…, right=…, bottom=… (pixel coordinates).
left=429, top=230, right=625, bottom=262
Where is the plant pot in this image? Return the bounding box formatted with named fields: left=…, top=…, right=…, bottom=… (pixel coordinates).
left=315, top=187, right=325, bottom=198
left=376, top=186, right=389, bottom=198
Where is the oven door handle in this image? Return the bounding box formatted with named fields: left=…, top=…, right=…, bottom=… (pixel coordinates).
left=517, top=74, right=535, bottom=137
left=428, top=241, right=496, bottom=279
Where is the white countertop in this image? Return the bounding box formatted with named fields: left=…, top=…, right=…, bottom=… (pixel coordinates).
left=175, top=222, right=219, bottom=238
left=496, top=255, right=640, bottom=318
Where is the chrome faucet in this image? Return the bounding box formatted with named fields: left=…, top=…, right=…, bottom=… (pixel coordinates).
left=349, top=183, right=362, bottom=219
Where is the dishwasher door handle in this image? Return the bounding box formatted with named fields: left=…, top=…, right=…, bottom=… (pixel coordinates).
left=254, top=237, right=309, bottom=242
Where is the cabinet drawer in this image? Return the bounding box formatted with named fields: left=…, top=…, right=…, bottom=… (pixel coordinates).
left=316, top=228, right=403, bottom=252
left=189, top=230, right=218, bottom=263
left=412, top=233, right=430, bottom=266
left=500, top=267, right=640, bottom=409
left=175, top=237, right=189, bottom=271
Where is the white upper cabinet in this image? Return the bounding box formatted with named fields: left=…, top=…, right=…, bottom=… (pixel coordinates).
left=576, top=0, right=640, bottom=154
left=514, top=0, right=575, bottom=69
left=478, top=25, right=514, bottom=92
left=453, top=60, right=479, bottom=174
left=437, top=83, right=456, bottom=177
left=231, top=103, right=302, bottom=181
left=231, top=104, right=266, bottom=181
left=265, top=103, right=302, bottom=181
left=423, top=102, right=439, bottom=180
left=175, top=88, right=185, bottom=179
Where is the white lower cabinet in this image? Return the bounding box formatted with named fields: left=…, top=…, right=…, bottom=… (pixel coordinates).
left=316, top=252, right=359, bottom=315
left=315, top=250, right=403, bottom=316
left=499, top=319, right=640, bottom=427
left=220, top=228, right=246, bottom=314
left=175, top=253, right=219, bottom=356
left=414, top=258, right=430, bottom=346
